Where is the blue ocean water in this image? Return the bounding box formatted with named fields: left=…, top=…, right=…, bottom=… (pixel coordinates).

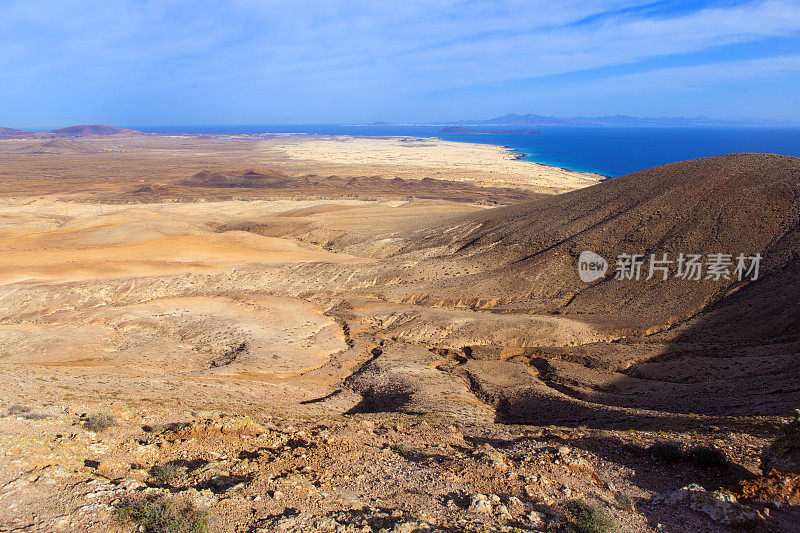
left=133, top=124, right=800, bottom=177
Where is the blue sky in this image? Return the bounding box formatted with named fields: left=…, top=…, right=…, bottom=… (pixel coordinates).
left=2, top=0, right=800, bottom=128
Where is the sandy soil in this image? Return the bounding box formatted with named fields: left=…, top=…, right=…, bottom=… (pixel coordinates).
left=0, top=198, right=376, bottom=284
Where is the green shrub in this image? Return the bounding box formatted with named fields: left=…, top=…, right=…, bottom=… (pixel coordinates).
left=5, top=404, right=49, bottom=419
left=150, top=463, right=187, bottom=487
left=6, top=404, right=31, bottom=416
left=613, top=492, right=636, bottom=513
left=85, top=413, right=115, bottom=433
left=21, top=412, right=50, bottom=420
left=116, top=495, right=208, bottom=533
left=563, top=499, right=615, bottom=533
left=390, top=443, right=417, bottom=458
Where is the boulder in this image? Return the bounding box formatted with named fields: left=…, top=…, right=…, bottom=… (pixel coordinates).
left=667, top=483, right=765, bottom=526
left=761, top=409, right=800, bottom=474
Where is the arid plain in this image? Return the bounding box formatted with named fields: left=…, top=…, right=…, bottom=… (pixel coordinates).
left=1, top=132, right=798, bottom=532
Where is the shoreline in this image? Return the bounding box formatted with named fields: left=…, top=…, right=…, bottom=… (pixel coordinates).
left=0, top=132, right=604, bottom=195
left=498, top=145, right=612, bottom=179
left=262, top=134, right=603, bottom=193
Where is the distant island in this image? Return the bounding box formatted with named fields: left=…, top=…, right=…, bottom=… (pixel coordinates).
left=455, top=113, right=797, bottom=127
left=438, top=126, right=539, bottom=135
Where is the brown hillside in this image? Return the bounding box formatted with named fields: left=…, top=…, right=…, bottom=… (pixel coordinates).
left=183, top=169, right=292, bottom=188
left=0, top=127, right=33, bottom=138
left=48, top=124, right=142, bottom=136
left=388, top=153, right=799, bottom=335
left=359, top=153, right=800, bottom=420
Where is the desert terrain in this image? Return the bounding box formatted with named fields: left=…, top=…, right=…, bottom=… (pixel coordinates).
left=0, top=131, right=798, bottom=532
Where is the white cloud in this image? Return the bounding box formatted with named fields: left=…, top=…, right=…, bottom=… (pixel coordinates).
left=575, top=54, right=800, bottom=95
left=388, top=0, right=800, bottom=86
left=1, top=0, right=800, bottom=122
left=8, top=0, right=796, bottom=87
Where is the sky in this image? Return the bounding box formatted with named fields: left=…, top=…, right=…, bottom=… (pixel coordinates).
left=2, top=0, right=800, bottom=128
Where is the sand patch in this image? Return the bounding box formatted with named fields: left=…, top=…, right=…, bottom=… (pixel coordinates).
left=0, top=295, right=346, bottom=378
left=0, top=200, right=370, bottom=284
left=267, top=136, right=602, bottom=191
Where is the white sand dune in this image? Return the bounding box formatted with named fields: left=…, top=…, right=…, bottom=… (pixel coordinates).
left=266, top=136, right=602, bottom=192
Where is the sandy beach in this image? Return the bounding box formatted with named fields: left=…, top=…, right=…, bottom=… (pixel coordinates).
left=266, top=135, right=603, bottom=192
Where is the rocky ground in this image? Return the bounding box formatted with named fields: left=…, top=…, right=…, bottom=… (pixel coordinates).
left=1, top=403, right=799, bottom=532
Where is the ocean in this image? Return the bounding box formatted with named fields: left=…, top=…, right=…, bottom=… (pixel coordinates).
left=132, top=124, right=800, bottom=177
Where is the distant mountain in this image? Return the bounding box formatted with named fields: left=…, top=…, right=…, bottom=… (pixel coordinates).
left=438, top=126, right=539, bottom=135
left=0, top=124, right=143, bottom=138
left=460, top=113, right=795, bottom=127
left=48, top=124, right=142, bottom=136
left=0, top=127, right=34, bottom=138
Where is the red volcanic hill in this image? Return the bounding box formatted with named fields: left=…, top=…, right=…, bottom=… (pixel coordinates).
left=48, top=124, right=142, bottom=136
left=183, top=169, right=291, bottom=188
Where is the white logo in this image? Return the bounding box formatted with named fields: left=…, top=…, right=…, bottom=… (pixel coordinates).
left=578, top=250, right=608, bottom=282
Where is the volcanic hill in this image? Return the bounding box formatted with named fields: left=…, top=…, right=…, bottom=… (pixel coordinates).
left=48, top=124, right=143, bottom=136
left=0, top=127, right=33, bottom=138
left=375, top=153, right=800, bottom=331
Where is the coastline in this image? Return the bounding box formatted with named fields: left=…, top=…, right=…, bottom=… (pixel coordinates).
left=12, top=124, right=800, bottom=178
left=262, top=134, right=603, bottom=193
left=508, top=148, right=613, bottom=180
left=0, top=128, right=606, bottom=185
left=0, top=133, right=602, bottom=198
